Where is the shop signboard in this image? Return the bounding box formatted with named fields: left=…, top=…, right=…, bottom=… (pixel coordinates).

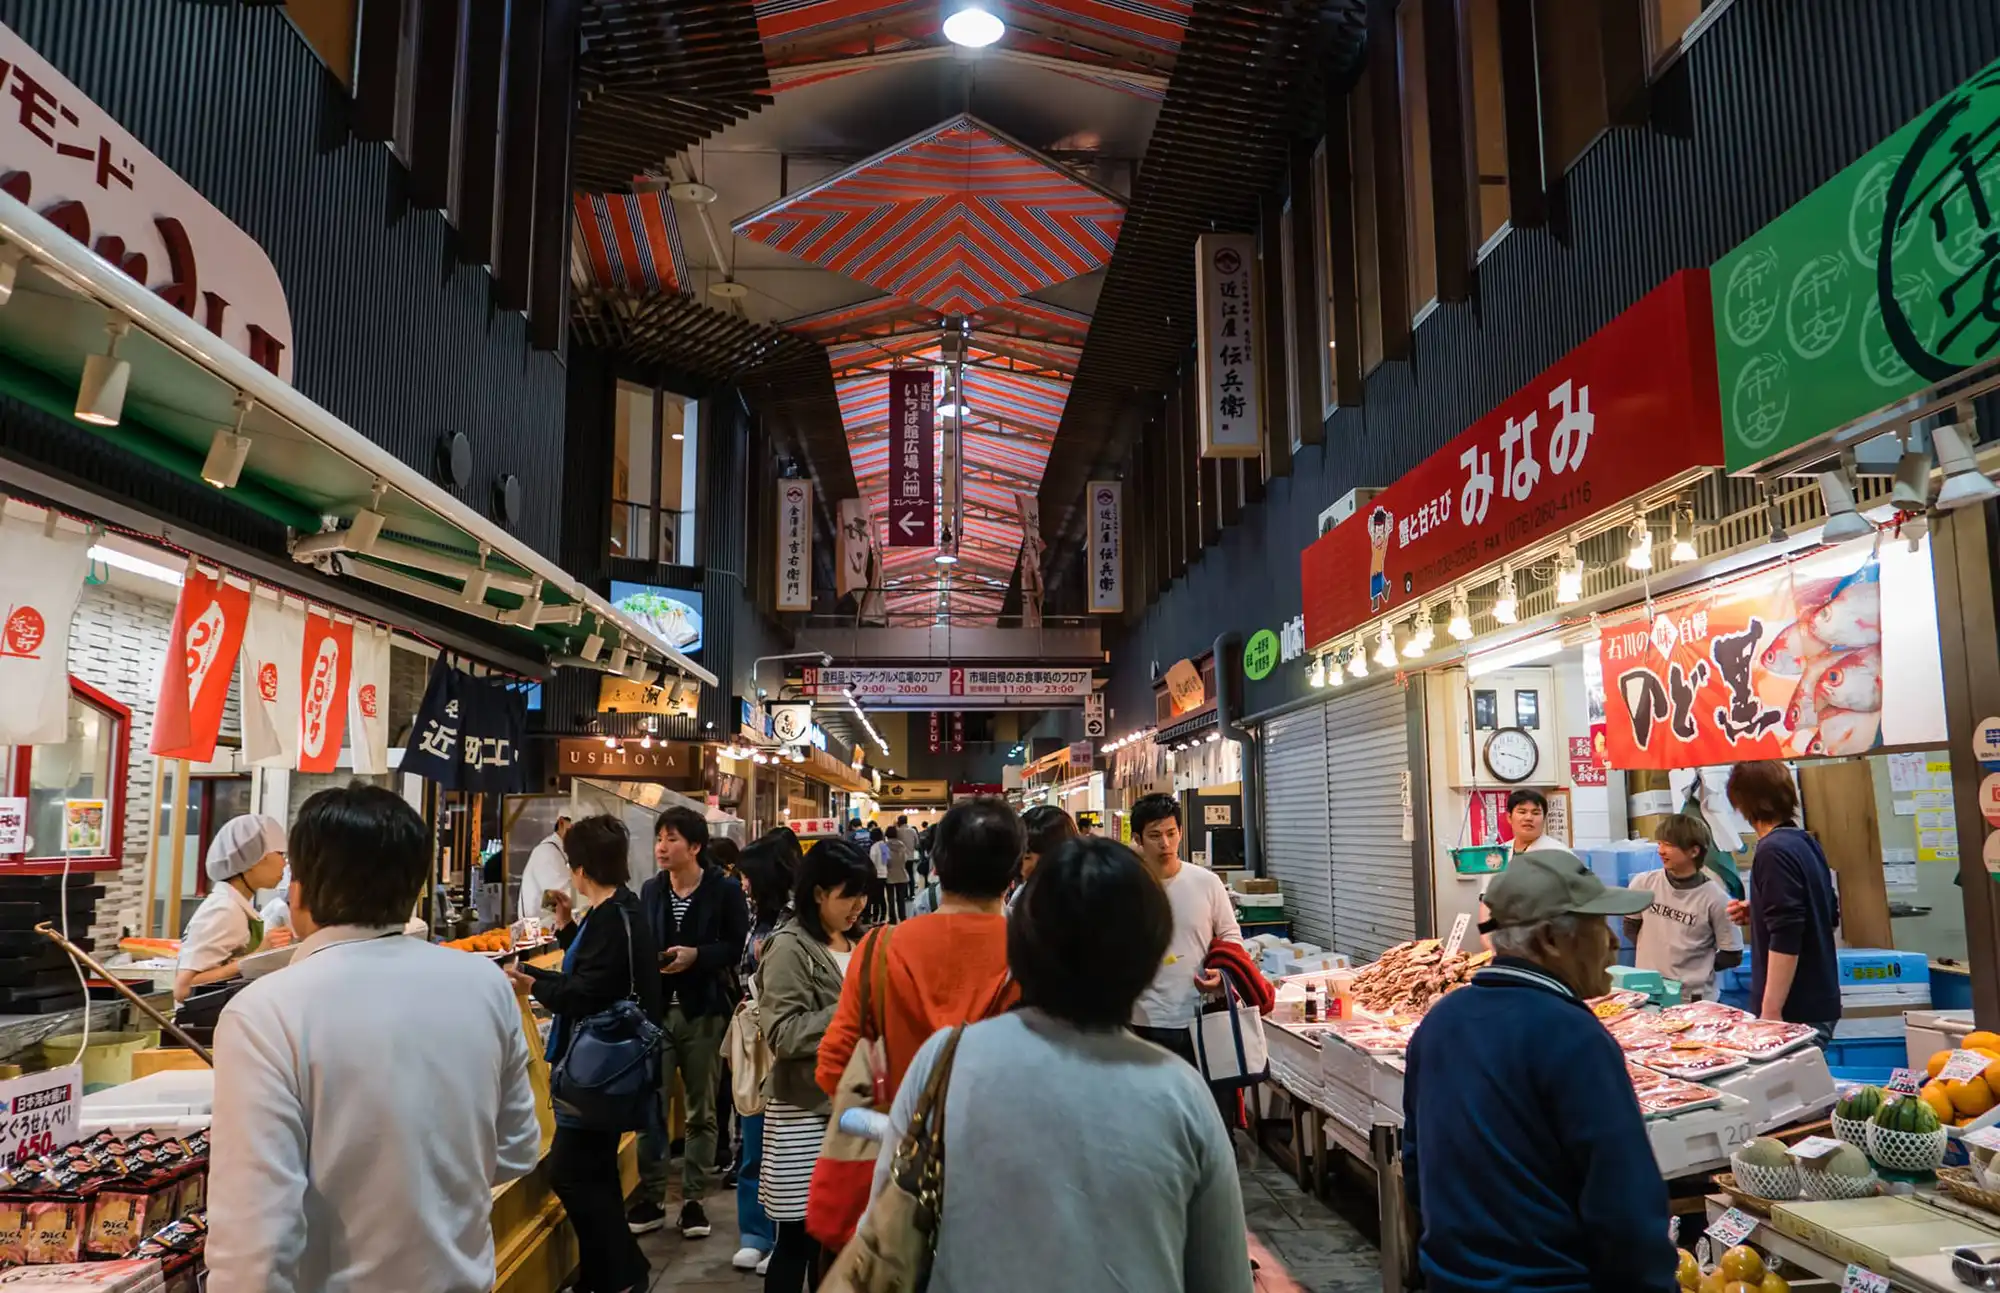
left=1164, top=659, right=1205, bottom=715
left=798, top=666, right=1093, bottom=703
left=887, top=369, right=936, bottom=548
left=1243, top=629, right=1279, bottom=681
left=1086, top=481, right=1123, bottom=614
left=1299, top=272, right=1723, bottom=651
left=776, top=480, right=813, bottom=612
left=1083, top=692, right=1106, bottom=738
left=402, top=660, right=529, bottom=792
left=1194, top=232, right=1261, bottom=457
left=770, top=702, right=813, bottom=746
left=597, top=676, right=697, bottom=719
left=1713, top=56, right=2000, bottom=472
left=0, top=509, right=91, bottom=747
left=837, top=498, right=872, bottom=598
left=0, top=22, right=294, bottom=379
left=151, top=566, right=250, bottom=763
left=880, top=779, right=949, bottom=804
left=1598, top=542, right=1947, bottom=770
left=556, top=740, right=698, bottom=784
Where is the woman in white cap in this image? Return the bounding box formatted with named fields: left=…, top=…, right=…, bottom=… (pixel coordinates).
left=175, top=814, right=294, bottom=1003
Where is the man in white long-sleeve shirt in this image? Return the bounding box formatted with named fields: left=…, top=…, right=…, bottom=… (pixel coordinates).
left=518, top=814, right=572, bottom=923
left=208, top=784, right=541, bottom=1293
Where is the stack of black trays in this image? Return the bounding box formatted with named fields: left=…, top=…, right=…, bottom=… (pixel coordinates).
left=0, top=874, right=104, bottom=1014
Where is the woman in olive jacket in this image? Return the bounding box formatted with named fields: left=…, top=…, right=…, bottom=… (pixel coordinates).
left=754, top=837, right=873, bottom=1293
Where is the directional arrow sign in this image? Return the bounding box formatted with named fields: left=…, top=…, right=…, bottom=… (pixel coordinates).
left=888, top=369, right=936, bottom=549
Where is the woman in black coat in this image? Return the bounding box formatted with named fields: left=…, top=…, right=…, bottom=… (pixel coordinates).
left=508, top=815, right=662, bottom=1293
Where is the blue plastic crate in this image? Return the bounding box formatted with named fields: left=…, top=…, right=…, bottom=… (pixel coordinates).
left=1838, top=948, right=1928, bottom=987
left=1824, top=1035, right=1904, bottom=1086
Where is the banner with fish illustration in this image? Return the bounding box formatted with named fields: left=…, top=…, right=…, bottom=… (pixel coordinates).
left=1599, top=542, right=1946, bottom=770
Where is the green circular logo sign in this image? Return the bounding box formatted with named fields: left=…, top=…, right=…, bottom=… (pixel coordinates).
left=1243, top=629, right=1280, bottom=681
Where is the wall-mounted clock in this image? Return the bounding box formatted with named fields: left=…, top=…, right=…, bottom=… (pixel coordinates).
left=1482, top=726, right=1540, bottom=784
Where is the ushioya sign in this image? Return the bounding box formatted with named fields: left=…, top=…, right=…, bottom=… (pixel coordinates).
left=0, top=22, right=295, bottom=379
left=1714, top=55, right=2000, bottom=472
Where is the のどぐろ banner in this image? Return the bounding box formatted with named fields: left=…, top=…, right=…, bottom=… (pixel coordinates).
left=1598, top=541, right=1946, bottom=770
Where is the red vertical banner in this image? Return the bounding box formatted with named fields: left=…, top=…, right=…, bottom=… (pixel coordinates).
left=887, top=369, right=935, bottom=548
left=152, top=569, right=250, bottom=761
left=297, top=611, right=354, bottom=773
left=928, top=711, right=942, bottom=755
left=951, top=711, right=964, bottom=753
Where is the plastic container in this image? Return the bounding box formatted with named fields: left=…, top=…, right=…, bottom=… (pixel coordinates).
left=1838, top=948, right=1928, bottom=987
left=1825, top=1035, right=1905, bottom=1086
left=40, top=1030, right=161, bottom=1093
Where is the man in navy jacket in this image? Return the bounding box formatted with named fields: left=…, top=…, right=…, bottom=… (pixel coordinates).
left=1403, top=849, right=1676, bottom=1293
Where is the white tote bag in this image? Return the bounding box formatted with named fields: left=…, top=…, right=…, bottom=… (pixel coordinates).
left=1188, top=978, right=1269, bottom=1089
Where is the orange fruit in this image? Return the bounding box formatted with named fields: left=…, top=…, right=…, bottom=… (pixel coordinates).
left=1922, top=1083, right=1957, bottom=1124
left=1760, top=1275, right=1790, bottom=1293
left=1949, top=1075, right=1998, bottom=1118
left=1929, top=1049, right=1952, bottom=1079
left=1720, top=1246, right=1765, bottom=1283
left=1965, top=1030, right=2000, bottom=1053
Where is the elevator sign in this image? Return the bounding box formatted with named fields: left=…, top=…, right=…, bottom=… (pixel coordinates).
left=888, top=369, right=935, bottom=548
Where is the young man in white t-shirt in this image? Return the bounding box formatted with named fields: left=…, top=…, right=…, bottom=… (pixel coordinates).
left=1624, top=812, right=1742, bottom=1001
left=1126, top=793, right=1244, bottom=1125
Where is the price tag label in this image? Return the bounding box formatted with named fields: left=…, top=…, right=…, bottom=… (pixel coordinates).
left=1787, top=1134, right=1845, bottom=1165
left=1842, top=1263, right=1890, bottom=1293
left=1964, top=1124, right=2000, bottom=1152
left=1887, top=1067, right=1924, bottom=1096
left=1940, top=1048, right=1992, bottom=1084
left=1443, top=912, right=1471, bottom=957
left=1706, top=1207, right=1757, bottom=1249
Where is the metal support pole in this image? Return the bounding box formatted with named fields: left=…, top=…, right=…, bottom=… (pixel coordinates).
left=164, top=760, right=190, bottom=938
left=1214, top=631, right=1263, bottom=878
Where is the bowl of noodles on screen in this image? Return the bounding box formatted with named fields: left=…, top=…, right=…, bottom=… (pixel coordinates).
left=611, top=582, right=702, bottom=653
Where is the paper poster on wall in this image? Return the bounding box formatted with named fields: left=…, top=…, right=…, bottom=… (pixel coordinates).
left=0, top=799, right=22, bottom=854
left=1599, top=540, right=1946, bottom=770
left=62, top=800, right=105, bottom=854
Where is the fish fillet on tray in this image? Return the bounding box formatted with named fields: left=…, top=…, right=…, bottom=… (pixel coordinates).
left=1625, top=1061, right=1725, bottom=1118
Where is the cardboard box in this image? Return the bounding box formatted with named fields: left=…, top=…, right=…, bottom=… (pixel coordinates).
left=1232, top=877, right=1280, bottom=894
left=1769, top=1197, right=2000, bottom=1271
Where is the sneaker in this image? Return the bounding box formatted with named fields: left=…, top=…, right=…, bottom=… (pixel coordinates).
left=679, top=1199, right=713, bottom=1239
left=625, top=1201, right=666, bottom=1235
left=731, top=1246, right=764, bottom=1270
left=756, top=1253, right=771, bottom=1276
left=721, top=1166, right=738, bottom=1189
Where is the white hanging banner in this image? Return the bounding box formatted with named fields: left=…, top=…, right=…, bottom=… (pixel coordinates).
left=347, top=625, right=392, bottom=775
left=1086, top=480, right=1124, bottom=615
left=1014, top=491, right=1044, bottom=629
left=0, top=511, right=90, bottom=745
left=1194, top=231, right=1261, bottom=458
left=776, top=480, right=813, bottom=613
left=240, top=593, right=305, bottom=768
left=837, top=497, right=871, bottom=599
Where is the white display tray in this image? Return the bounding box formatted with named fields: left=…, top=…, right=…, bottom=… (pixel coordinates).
left=1710, top=1045, right=1837, bottom=1133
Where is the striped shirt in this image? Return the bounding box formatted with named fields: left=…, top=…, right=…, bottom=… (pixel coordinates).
left=665, top=890, right=693, bottom=1007
left=759, top=945, right=852, bottom=1221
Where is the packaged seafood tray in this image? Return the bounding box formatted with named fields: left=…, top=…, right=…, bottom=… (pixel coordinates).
left=1587, top=989, right=1651, bottom=1022
left=1323, top=1019, right=1411, bottom=1056
left=1709, top=1019, right=1823, bottom=1060
left=1626, top=1060, right=1726, bottom=1119
left=1627, top=1043, right=1750, bottom=1081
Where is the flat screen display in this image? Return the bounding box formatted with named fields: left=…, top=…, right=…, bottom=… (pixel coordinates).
left=609, top=581, right=702, bottom=657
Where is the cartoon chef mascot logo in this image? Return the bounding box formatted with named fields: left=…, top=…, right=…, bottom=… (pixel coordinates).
left=1367, top=505, right=1395, bottom=610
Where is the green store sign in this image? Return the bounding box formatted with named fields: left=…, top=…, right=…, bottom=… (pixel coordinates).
left=1714, top=57, right=2000, bottom=472
left=1243, top=629, right=1280, bottom=681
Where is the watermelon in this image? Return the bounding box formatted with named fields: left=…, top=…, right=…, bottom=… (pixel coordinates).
left=1836, top=1086, right=1885, bottom=1121
left=1872, top=1096, right=1942, bottom=1134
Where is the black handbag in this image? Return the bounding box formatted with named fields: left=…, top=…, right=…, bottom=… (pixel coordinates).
left=550, top=906, right=664, bottom=1131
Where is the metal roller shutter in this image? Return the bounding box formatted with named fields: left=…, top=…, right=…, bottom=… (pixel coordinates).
left=1325, top=683, right=1418, bottom=961
left=1259, top=705, right=1334, bottom=949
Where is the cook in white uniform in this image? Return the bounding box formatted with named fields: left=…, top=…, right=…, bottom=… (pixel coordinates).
left=259, top=865, right=292, bottom=934
left=175, top=815, right=294, bottom=1003
left=517, top=815, right=572, bottom=923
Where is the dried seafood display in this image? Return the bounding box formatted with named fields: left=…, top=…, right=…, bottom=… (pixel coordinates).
left=1349, top=939, right=1493, bottom=1015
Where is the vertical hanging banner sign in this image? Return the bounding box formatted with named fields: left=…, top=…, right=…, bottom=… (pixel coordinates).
left=347, top=626, right=392, bottom=775
left=888, top=370, right=936, bottom=548
left=402, top=661, right=529, bottom=792
left=0, top=511, right=90, bottom=746
left=152, top=568, right=250, bottom=761
left=776, top=479, right=813, bottom=612
left=928, top=711, right=942, bottom=755
left=296, top=611, right=353, bottom=774
left=1194, top=232, right=1261, bottom=458
left=1087, top=480, right=1124, bottom=614
left=240, top=594, right=306, bottom=768
left=951, top=711, right=965, bottom=754
left=1015, top=491, right=1045, bottom=629
left=837, top=498, right=872, bottom=599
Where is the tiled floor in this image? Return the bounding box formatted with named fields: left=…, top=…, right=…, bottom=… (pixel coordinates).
left=634, top=1142, right=1382, bottom=1292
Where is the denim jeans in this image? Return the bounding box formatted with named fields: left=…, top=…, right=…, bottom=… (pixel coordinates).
left=737, top=1112, right=776, bottom=1253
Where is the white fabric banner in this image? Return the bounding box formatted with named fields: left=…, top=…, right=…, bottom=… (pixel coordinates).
left=347, top=626, right=392, bottom=775
left=0, top=512, right=90, bottom=745
left=838, top=498, right=871, bottom=599
left=240, top=594, right=305, bottom=768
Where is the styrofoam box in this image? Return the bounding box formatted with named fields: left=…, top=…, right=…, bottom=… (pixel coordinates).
left=1320, top=1035, right=1379, bottom=1090
left=1835, top=1014, right=1914, bottom=1040
left=1710, top=1045, right=1837, bottom=1133
left=1906, top=1008, right=1977, bottom=1070
left=79, top=1069, right=215, bottom=1121
left=1369, top=1056, right=1406, bottom=1113
left=1648, top=1092, right=1756, bottom=1177
left=1266, top=1021, right=1323, bottom=1079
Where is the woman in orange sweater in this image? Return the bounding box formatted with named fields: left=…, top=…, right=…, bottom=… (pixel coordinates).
left=815, top=796, right=1025, bottom=1099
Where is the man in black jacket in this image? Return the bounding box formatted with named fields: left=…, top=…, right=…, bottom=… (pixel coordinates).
left=627, top=806, right=749, bottom=1241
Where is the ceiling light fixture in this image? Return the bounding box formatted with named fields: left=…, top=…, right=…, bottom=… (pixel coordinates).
left=666, top=180, right=718, bottom=205
left=1555, top=541, right=1583, bottom=604
left=201, top=394, right=255, bottom=489
left=0, top=243, right=26, bottom=307
left=1762, top=482, right=1790, bottom=544
left=943, top=0, right=1005, bottom=47
left=1818, top=452, right=1875, bottom=542
left=1491, top=566, right=1519, bottom=625
left=75, top=319, right=133, bottom=426
left=1373, top=622, right=1397, bottom=669
left=1348, top=635, right=1368, bottom=679
left=1625, top=514, right=1653, bottom=571
left=1308, top=656, right=1326, bottom=688
left=1402, top=616, right=1427, bottom=659
left=603, top=733, right=618, bottom=749
left=1446, top=588, right=1473, bottom=642
left=1669, top=502, right=1698, bottom=563
left=1933, top=420, right=2000, bottom=510
left=89, top=544, right=183, bottom=588
left=936, top=401, right=966, bottom=418
left=709, top=280, right=749, bottom=300
left=1892, top=430, right=1934, bottom=511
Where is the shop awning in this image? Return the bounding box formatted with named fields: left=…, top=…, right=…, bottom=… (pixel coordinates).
left=0, top=194, right=715, bottom=688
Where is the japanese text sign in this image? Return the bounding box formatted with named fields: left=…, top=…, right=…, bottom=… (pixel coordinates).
left=0, top=22, right=293, bottom=378
left=799, top=666, right=1092, bottom=704
left=888, top=370, right=935, bottom=548
left=0, top=1065, right=78, bottom=1169
left=1086, top=480, right=1123, bottom=614
left=1299, top=272, right=1723, bottom=651
left=1600, top=543, right=1945, bottom=769
left=1714, top=56, right=2000, bottom=472
left=1195, top=233, right=1261, bottom=457
left=402, top=660, right=529, bottom=792
left=776, top=479, right=813, bottom=612
left=1705, top=1207, right=1757, bottom=1249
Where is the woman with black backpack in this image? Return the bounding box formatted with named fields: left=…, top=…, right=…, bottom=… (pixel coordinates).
left=508, top=815, right=662, bottom=1293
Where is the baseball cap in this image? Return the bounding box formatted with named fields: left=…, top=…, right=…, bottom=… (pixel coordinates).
left=1481, top=848, right=1652, bottom=931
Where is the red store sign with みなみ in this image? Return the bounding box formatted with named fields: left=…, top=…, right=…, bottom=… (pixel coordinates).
left=1299, top=271, right=1725, bottom=651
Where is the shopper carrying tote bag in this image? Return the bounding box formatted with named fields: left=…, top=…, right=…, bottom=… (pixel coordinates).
left=807, top=925, right=895, bottom=1249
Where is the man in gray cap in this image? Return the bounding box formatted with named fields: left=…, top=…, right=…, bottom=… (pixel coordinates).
left=1401, top=848, right=1676, bottom=1293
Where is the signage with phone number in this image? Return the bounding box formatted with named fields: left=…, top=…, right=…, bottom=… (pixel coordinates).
left=799, top=667, right=1093, bottom=703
